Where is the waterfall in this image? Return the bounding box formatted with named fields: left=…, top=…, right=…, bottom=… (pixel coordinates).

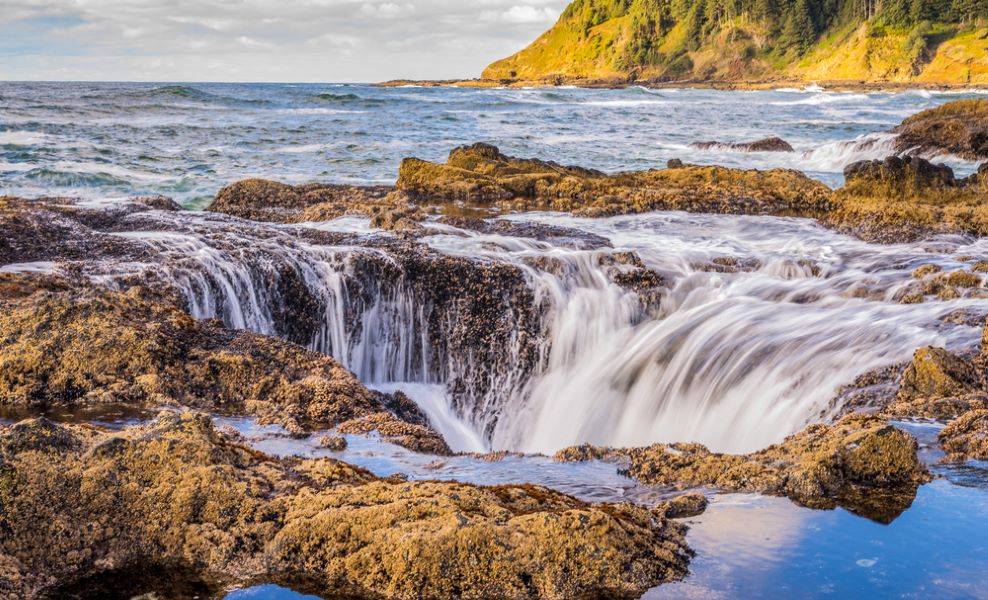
left=97, top=209, right=988, bottom=454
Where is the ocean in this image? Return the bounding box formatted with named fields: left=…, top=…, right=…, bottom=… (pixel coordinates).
left=1, top=82, right=985, bottom=206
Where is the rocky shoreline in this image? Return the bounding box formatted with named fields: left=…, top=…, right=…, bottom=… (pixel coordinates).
left=1, top=99, right=988, bottom=598
left=376, top=78, right=988, bottom=94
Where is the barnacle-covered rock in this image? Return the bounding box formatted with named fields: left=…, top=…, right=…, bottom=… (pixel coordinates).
left=0, top=413, right=692, bottom=599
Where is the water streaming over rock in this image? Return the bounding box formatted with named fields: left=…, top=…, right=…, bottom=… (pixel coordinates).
left=63, top=206, right=988, bottom=454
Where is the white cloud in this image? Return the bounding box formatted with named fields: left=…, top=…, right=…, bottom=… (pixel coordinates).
left=0, top=0, right=571, bottom=82
left=491, top=6, right=559, bottom=24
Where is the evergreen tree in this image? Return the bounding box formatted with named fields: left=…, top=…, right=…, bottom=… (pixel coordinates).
left=781, top=0, right=817, bottom=53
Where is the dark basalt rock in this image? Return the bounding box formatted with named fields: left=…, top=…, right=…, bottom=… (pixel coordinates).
left=0, top=197, right=149, bottom=266
left=437, top=215, right=613, bottom=250
left=842, top=155, right=956, bottom=190
left=691, top=137, right=795, bottom=152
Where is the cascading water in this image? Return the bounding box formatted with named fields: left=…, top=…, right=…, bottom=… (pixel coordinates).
left=86, top=207, right=988, bottom=454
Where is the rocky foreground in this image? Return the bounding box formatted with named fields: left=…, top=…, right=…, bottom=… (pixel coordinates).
left=0, top=413, right=691, bottom=599
left=1, top=99, right=988, bottom=598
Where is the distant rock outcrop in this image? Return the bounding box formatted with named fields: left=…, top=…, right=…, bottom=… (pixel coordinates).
left=691, top=137, right=795, bottom=152
left=893, top=99, right=988, bottom=160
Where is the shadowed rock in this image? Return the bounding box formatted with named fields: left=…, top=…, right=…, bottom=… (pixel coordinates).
left=208, top=179, right=396, bottom=223
left=0, top=413, right=692, bottom=599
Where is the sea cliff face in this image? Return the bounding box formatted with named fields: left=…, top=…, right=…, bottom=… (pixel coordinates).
left=481, top=0, right=988, bottom=86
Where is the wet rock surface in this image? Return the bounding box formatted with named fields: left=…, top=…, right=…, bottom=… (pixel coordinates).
left=0, top=273, right=443, bottom=452
left=691, top=137, right=795, bottom=152
left=881, top=315, right=988, bottom=422
left=0, top=413, right=691, bottom=599
left=207, top=139, right=987, bottom=245
left=435, top=215, right=613, bottom=250
left=556, top=414, right=930, bottom=521
left=0, top=194, right=667, bottom=435
left=208, top=179, right=396, bottom=224
left=893, top=99, right=988, bottom=160
left=655, top=492, right=709, bottom=519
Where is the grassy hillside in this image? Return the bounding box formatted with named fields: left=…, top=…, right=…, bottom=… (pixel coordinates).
left=482, top=0, right=988, bottom=84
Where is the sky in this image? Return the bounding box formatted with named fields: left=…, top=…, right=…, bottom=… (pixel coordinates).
left=0, top=0, right=569, bottom=82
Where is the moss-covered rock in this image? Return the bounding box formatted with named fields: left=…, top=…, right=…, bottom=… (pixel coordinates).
left=0, top=413, right=691, bottom=598
left=826, top=155, right=988, bottom=243
left=894, top=99, right=988, bottom=160
left=556, top=414, right=929, bottom=521
left=885, top=393, right=988, bottom=421
left=897, top=347, right=982, bottom=402
left=0, top=273, right=447, bottom=453
left=396, top=143, right=834, bottom=218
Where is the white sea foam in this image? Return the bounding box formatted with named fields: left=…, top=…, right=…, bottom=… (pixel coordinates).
left=0, top=131, right=50, bottom=146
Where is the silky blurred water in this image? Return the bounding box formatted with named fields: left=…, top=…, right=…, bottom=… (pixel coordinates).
left=1, top=82, right=985, bottom=207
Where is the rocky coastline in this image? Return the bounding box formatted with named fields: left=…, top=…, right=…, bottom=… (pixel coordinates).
left=376, top=78, right=988, bottom=94
left=1, top=99, right=988, bottom=598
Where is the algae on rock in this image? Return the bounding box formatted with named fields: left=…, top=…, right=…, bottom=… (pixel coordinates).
left=0, top=413, right=692, bottom=599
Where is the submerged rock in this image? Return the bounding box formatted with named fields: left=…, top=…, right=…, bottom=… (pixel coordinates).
left=556, top=414, right=929, bottom=521
left=318, top=435, right=348, bottom=451
left=893, top=99, right=988, bottom=160
left=0, top=273, right=446, bottom=453
left=0, top=413, right=691, bottom=599
left=691, top=137, right=795, bottom=152
left=337, top=412, right=450, bottom=455
left=896, top=267, right=987, bottom=304
left=436, top=215, right=613, bottom=250
left=396, top=143, right=833, bottom=218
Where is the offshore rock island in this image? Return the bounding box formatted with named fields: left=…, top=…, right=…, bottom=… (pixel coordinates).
left=2, top=95, right=988, bottom=597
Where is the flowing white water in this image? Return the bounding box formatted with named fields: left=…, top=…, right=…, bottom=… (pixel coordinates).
left=87, top=208, right=988, bottom=454
left=421, top=213, right=988, bottom=453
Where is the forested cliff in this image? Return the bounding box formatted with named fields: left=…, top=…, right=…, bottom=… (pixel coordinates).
left=483, top=0, right=988, bottom=84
